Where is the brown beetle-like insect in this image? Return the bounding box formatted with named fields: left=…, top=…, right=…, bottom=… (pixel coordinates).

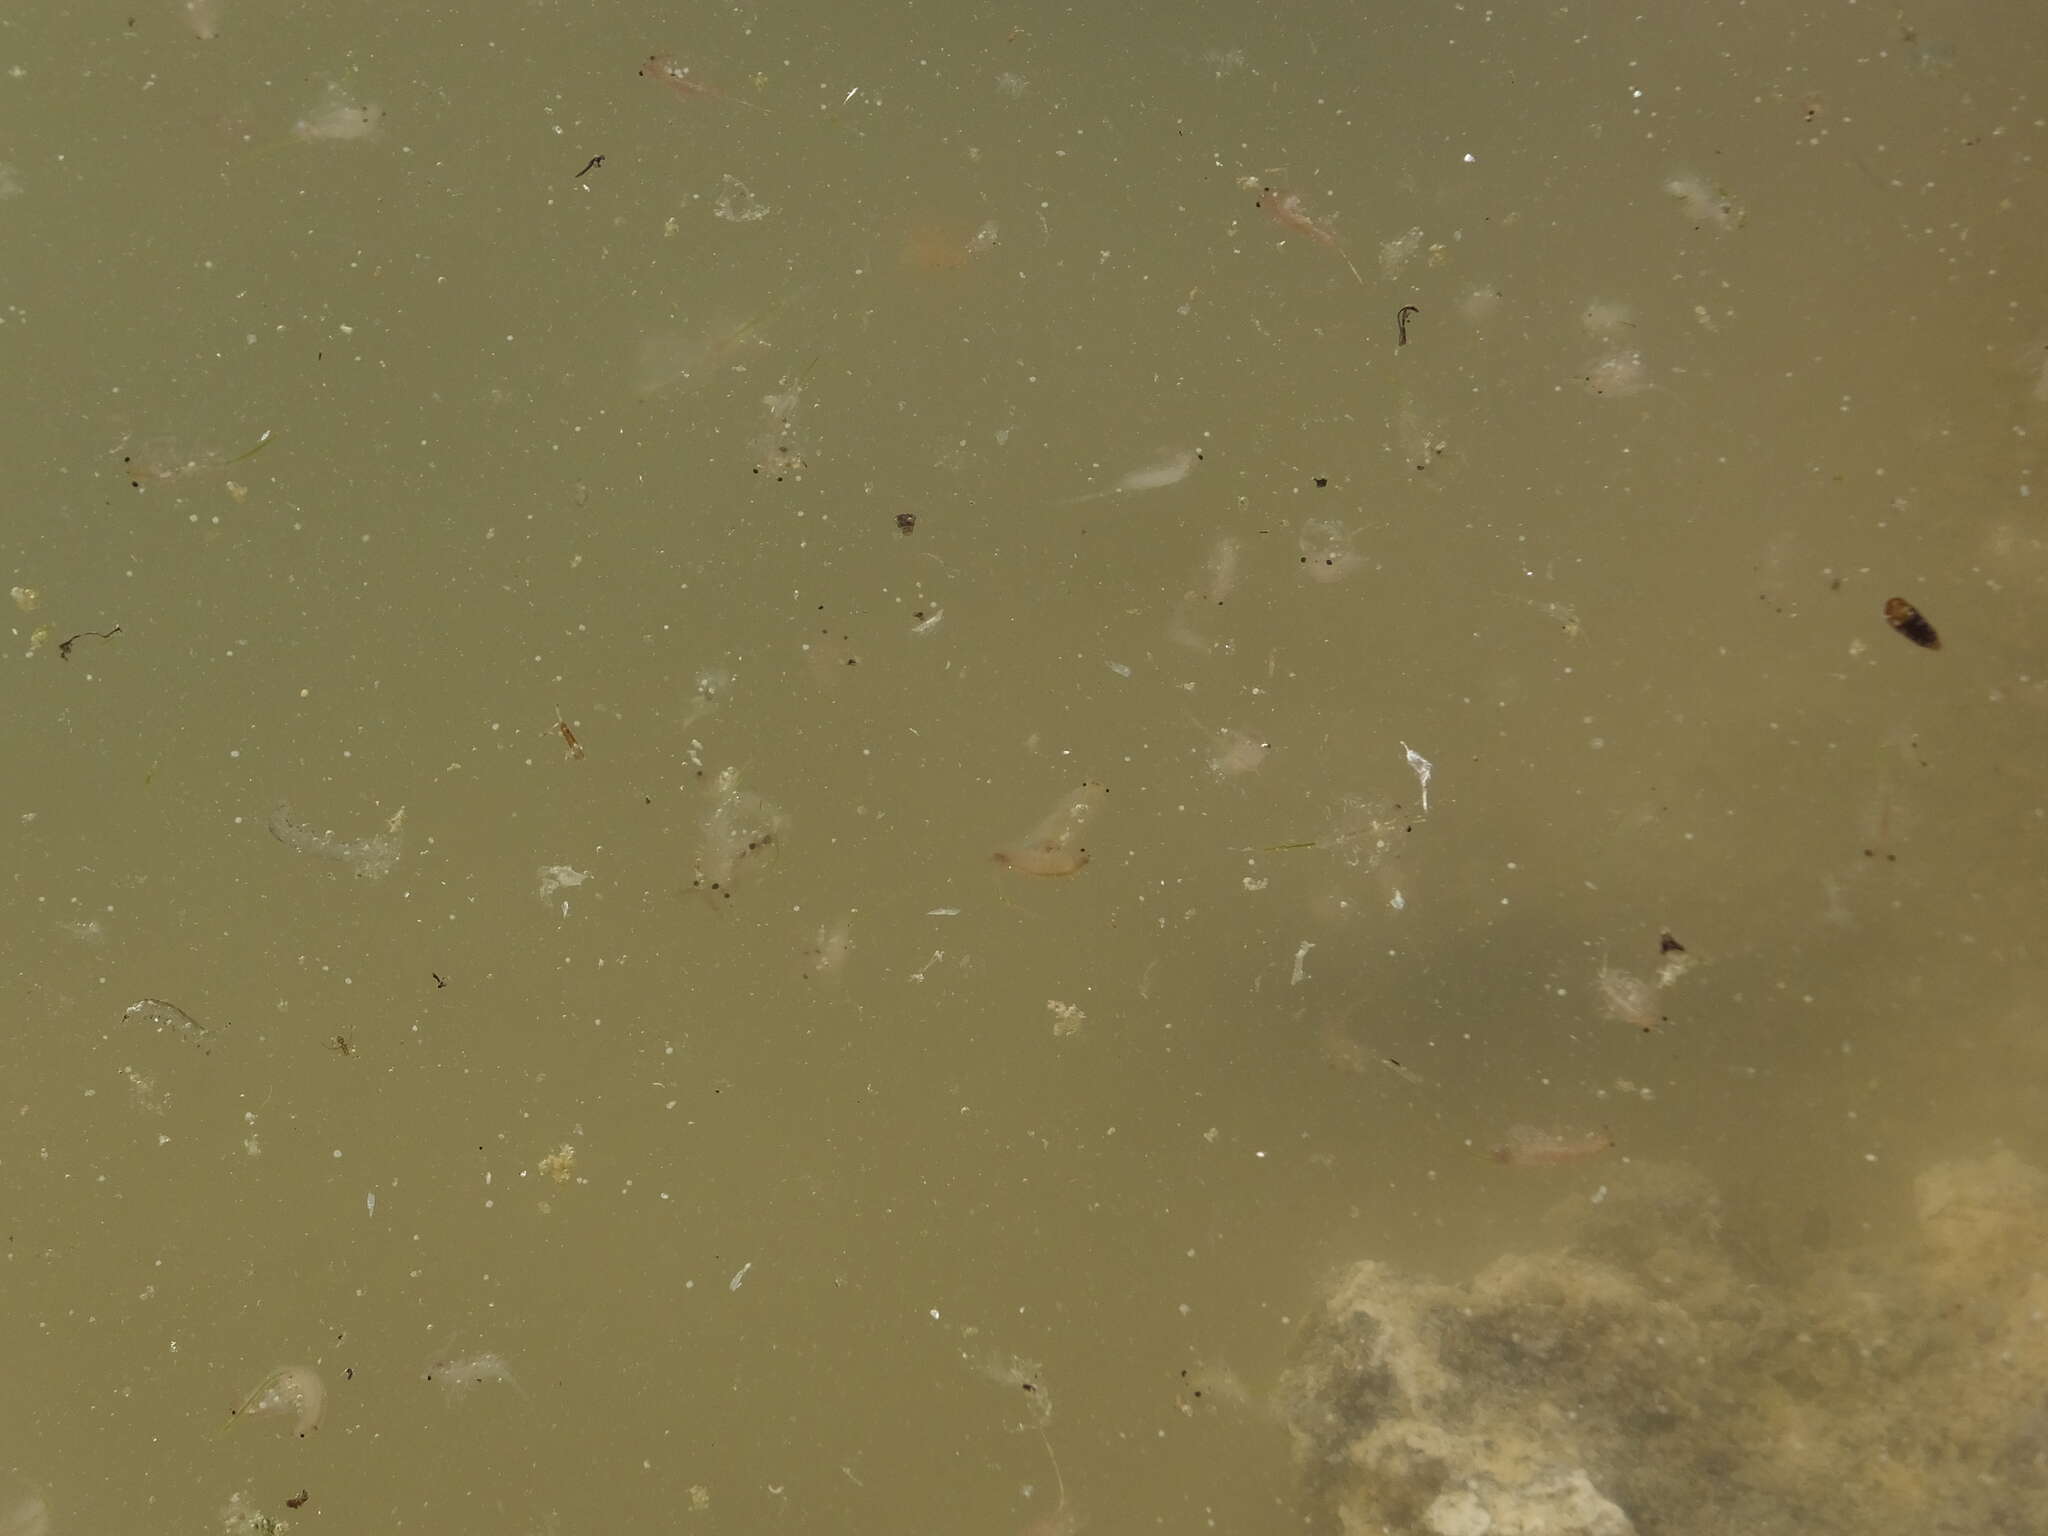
left=1884, top=596, right=1940, bottom=650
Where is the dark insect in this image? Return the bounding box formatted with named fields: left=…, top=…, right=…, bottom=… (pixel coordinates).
left=1883, top=596, right=1940, bottom=650
left=1659, top=931, right=1686, bottom=954
left=285, top=1491, right=310, bottom=1509
left=895, top=512, right=916, bottom=535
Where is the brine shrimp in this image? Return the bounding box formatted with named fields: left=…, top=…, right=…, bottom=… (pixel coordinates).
left=1489, top=1125, right=1616, bottom=1167
left=1244, top=177, right=1364, bottom=284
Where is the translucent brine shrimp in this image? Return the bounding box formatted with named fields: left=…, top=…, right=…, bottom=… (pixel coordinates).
left=226, top=1365, right=326, bottom=1436
left=268, top=802, right=406, bottom=880
left=640, top=55, right=763, bottom=111
left=693, top=766, right=788, bottom=899
left=1594, top=964, right=1661, bottom=1032
left=1490, top=1126, right=1615, bottom=1167
left=1063, top=449, right=1199, bottom=504
left=292, top=95, right=385, bottom=143
left=425, top=1351, right=524, bottom=1401
left=1245, top=178, right=1364, bottom=284
left=994, top=783, right=1107, bottom=876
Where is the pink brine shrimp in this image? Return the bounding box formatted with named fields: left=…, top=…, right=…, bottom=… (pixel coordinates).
left=1491, top=1125, right=1615, bottom=1167
left=1243, top=178, right=1363, bottom=283
left=640, top=55, right=761, bottom=111
left=994, top=782, right=1107, bottom=877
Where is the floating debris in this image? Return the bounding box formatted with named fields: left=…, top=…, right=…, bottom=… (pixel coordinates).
left=1400, top=741, right=1434, bottom=813
left=994, top=782, right=1107, bottom=877
left=538, top=1143, right=576, bottom=1183
left=226, top=1366, right=326, bottom=1437
left=713, top=172, right=771, bottom=222
left=268, top=803, right=405, bottom=880
left=1047, top=999, right=1086, bottom=1036
left=1490, top=1125, right=1615, bottom=1167
left=1267, top=794, right=1412, bottom=869
left=1884, top=596, right=1941, bottom=650
left=122, top=997, right=217, bottom=1054
left=57, top=625, right=120, bottom=661
left=220, top=1492, right=284, bottom=1534
left=536, top=864, right=590, bottom=905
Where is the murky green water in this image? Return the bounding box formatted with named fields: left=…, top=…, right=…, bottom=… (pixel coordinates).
left=5, top=2, right=2046, bottom=1532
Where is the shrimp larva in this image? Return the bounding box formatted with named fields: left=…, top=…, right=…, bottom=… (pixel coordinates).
left=228, top=1365, right=326, bottom=1436
left=425, top=1352, right=523, bottom=1400
left=1595, top=965, right=1662, bottom=1033
left=994, top=782, right=1107, bottom=877
left=1491, top=1126, right=1615, bottom=1167
left=268, top=802, right=405, bottom=880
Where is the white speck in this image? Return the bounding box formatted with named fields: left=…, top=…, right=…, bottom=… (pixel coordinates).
left=926, top=907, right=961, bottom=916
left=366, top=1191, right=376, bottom=1217
left=729, top=1261, right=753, bottom=1291
left=1463, top=152, right=1476, bottom=162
